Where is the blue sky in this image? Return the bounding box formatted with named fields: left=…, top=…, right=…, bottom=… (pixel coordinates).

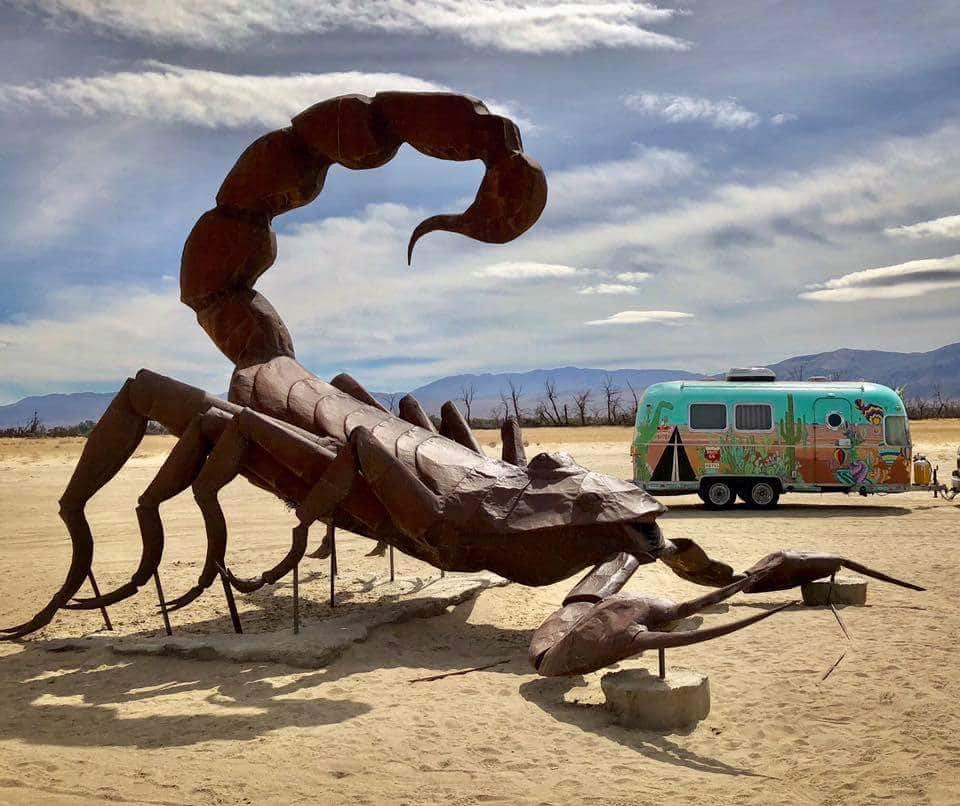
left=1, top=1, right=959, bottom=404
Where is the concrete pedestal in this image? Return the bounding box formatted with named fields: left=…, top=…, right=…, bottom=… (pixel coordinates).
left=801, top=576, right=867, bottom=606
left=601, top=668, right=710, bottom=731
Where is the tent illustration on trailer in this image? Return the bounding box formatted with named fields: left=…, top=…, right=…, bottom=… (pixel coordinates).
left=650, top=427, right=697, bottom=482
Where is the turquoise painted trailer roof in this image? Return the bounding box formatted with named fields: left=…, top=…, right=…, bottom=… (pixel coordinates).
left=637, top=380, right=906, bottom=419
left=646, top=380, right=897, bottom=394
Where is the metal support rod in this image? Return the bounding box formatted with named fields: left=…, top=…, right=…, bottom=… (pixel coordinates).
left=389, top=544, right=395, bottom=583
left=153, top=571, right=172, bottom=636
left=658, top=647, right=666, bottom=679
left=329, top=525, right=337, bottom=608
left=292, top=563, right=300, bottom=635
left=86, top=571, right=113, bottom=631
left=219, top=571, right=243, bottom=634
left=440, top=568, right=445, bottom=579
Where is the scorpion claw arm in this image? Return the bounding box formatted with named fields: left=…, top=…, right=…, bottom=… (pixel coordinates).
left=658, top=537, right=743, bottom=588
left=741, top=550, right=925, bottom=593
left=530, top=553, right=786, bottom=677
left=531, top=590, right=795, bottom=678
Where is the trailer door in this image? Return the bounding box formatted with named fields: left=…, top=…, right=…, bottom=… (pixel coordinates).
left=813, top=397, right=853, bottom=485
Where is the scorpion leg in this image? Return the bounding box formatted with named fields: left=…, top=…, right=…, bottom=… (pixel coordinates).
left=439, top=401, right=484, bottom=455
left=330, top=373, right=388, bottom=412
left=398, top=394, right=436, bottom=432
left=65, top=411, right=223, bottom=611
left=220, top=409, right=344, bottom=593
left=500, top=416, right=527, bottom=467
left=164, top=416, right=250, bottom=612
left=0, top=380, right=145, bottom=638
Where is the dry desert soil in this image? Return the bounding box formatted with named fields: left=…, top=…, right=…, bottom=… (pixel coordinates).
left=1, top=422, right=959, bottom=805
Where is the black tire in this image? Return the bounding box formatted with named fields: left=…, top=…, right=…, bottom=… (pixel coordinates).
left=701, top=479, right=736, bottom=509
left=745, top=479, right=780, bottom=509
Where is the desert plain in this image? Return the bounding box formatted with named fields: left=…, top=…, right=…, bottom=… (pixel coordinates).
left=1, top=421, right=958, bottom=805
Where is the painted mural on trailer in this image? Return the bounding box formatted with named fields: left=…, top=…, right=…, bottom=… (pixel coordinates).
left=632, top=382, right=911, bottom=493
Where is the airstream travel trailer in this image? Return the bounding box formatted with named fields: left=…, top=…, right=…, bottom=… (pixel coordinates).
left=631, top=369, right=914, bottom=508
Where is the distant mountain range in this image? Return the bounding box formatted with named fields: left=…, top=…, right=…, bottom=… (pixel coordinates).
left=2, top=341, right=958, bottom=428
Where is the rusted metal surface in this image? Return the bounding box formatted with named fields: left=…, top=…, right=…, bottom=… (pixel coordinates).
left=2, top=93, right=923, bottom=681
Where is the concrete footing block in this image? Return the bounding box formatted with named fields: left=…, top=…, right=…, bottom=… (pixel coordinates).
left=601, top=668, right=710, bottom=731
left=801, top=576, right=867, bottom=606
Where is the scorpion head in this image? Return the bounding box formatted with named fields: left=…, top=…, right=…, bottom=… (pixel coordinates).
left=470, top=451, right=667, bottom=585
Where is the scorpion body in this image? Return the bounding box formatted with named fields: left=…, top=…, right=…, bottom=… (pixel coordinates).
left=2, top=93, right=922, bottom=679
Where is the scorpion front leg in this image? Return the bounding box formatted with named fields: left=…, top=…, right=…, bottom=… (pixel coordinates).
left=530, top=553, right=791, bottom=677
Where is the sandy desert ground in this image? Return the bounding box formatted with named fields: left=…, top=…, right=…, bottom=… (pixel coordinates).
left=1, top=422, right=958, bottom=805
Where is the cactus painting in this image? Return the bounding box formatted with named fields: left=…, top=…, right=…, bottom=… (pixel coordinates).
left=776, top=394, right=805, bottom=478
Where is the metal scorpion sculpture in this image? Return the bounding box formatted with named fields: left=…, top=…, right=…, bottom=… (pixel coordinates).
left=2, top=92, right=924, bottom=677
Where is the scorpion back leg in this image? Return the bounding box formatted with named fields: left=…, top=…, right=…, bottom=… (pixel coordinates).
left=65, top=410, right=226, bottom=610
left=2, top=370, right=232, bottom=639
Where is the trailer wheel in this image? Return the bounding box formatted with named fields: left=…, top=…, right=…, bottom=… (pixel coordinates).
left=700, top=479, right=736, bottom=509
left=745, top=480, right=780, bottom=509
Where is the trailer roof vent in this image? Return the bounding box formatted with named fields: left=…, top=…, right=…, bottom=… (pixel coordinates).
left=725, top=367, right=776, bottom=382
left=807, top=375, right=829, bottom=382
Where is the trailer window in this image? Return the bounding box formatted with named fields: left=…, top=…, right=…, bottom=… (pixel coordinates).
left=735, top=403, right=773, bottom=431
left=690, top=403, right=727, bottom=430
left=884, top=415, right=909, bottom=447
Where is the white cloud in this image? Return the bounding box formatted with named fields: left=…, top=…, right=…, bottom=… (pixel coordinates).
left=770, top=112, right=798, bottom=126
left=472, top=262, right=586, bottom=280
left=578, top=284, right=638, bottom=295
left=624, top=92, right=761, bottom=129
left=584, top=310, right=693, bottom=325
left=0, top=64, right=453, bottom=128
left=615, top=271, right=652, bottom=283
left=19, top=1, right=689, bottom=53
left=545, top=145, right=696, bottom=216
left=885, top=213, right=960, bottom=240
left=800, top=254, right=960, bottom=301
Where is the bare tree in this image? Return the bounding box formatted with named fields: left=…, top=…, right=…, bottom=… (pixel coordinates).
left=624, top=380, right=641, bottom=423
left=601, top=374, right=623, bottom=425
left=538, top=377, right=564, bottom=425
left=507, top=380, right=524, bottom=422
left=489, top=402, right=507, bottom=427
left=933, top=383, right=946, bottom=418
left=458, top=383, right=476, bottom=425
left=384, top=393, right=400, bottom=415
left=785, top=364, right=806, bottom=381
left=572, top=389, right=592, bottom=426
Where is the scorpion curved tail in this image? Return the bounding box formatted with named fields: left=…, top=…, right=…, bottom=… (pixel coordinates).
left=179, top=92, right=547, bottom=372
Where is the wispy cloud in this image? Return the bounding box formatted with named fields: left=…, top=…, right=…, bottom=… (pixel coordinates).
left=615, top=271, right=652, bottom=283
left=546, top=145, right=697, bottom=216
left=20, top=1, right=689, bottom=53
left=578, top=283, right=638, bottom=295
left=472, top=262, right=587, bottom=280
left=770, top=112, right=798, bottom=126
left=624, top=93, right=761, bottom=129
left=584, top=310, right=693, bottom=325
left=800, top=254, right=960, bottom=301
left=0, top=64, right=451, bottom=128
left=885, top=213, right=960, bottom=240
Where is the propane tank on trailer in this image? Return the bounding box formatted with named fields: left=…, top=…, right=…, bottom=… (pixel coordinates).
left=913, top=455, right=933, bottom=487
